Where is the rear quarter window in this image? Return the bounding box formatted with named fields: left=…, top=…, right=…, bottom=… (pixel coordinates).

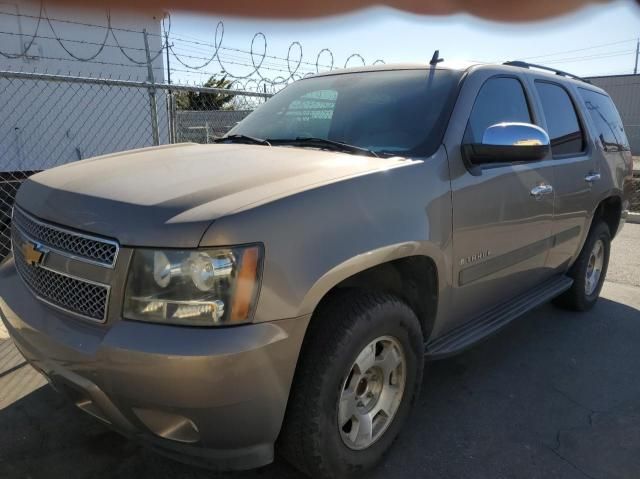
left=579, top=88, right=630, bottom=152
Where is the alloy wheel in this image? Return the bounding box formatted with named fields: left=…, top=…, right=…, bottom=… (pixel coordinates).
left=338, top=336, right=406, bottom=450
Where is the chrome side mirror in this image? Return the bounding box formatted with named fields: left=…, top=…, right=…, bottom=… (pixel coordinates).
left=483, top=122, right=550, bottom=149
left=463, top=122, right=551, bottom=168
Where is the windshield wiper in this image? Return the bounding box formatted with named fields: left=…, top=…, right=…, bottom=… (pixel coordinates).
left=268, top=137, right=379, bottom=158
left=214, top=134, right=271, bottom=146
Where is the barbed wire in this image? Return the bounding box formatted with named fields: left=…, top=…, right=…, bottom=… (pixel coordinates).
left=165, top=18, right=384, bottom=90
left=4, top=53, right=160, bottom=71
left=169, top=28, right=335, bottom=71
left=0, top=5, right=385, bottom=92
left=0, top=2, right=43, bottom=59
left=108, top=11, right=168, bottom=66
left=0, top=29, right=149, bottom=52
left=43, top=6, right=110, bottom=62
left=2, top=3, right=638, bottom=90
left=167, top=50, right=314, bottom=76
left=0, top=6, right=168, bottom=64
left=0, top=7, right=165, bottom=36
left=170, top=44, right=318, bottom=75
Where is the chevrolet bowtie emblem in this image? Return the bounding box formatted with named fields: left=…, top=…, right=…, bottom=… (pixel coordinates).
left=21, top=240, right=45, bottom=266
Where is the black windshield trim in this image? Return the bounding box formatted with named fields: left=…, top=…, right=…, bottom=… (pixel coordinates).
left=214, top=134, right=271, bottom=146
left=267, top=137, right=379, bottom=157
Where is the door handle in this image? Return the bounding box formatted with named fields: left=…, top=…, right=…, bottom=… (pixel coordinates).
left=585, top=172, right=601, bottom=184
left=530, top=184, right=553, bottom=200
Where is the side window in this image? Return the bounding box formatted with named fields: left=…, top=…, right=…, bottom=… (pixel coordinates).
left=535, top=82, right=584, bottom=156
left=579, top=88, right=630, bottom=152
left=464, top=77, right=531, bottom=143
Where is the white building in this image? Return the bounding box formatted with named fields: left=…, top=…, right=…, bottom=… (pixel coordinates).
left=0, top=2, right=165, bottom=80
left=0, top=1, right=167, bottom=173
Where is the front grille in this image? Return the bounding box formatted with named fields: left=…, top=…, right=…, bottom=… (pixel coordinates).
left=12, top=207, right=118, bottom=267
left=12, top=226, right=109, bottom=322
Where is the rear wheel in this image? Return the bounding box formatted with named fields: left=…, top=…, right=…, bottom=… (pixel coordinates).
left=554, top=221, right=611, bottom=311
left=279, top=291, right=423, bottom=478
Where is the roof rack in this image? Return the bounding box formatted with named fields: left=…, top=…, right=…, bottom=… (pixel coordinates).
left=503, top=61, right=591, bottom=83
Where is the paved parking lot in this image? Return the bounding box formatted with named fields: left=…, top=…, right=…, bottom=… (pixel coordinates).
left=1, top=224, right=639, bottom=479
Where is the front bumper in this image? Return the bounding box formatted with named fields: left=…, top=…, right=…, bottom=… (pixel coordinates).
left=0, top=256, right=309, bottom=471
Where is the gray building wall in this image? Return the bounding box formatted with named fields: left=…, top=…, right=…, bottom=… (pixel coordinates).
left=587, top=74, right=640, bottom=155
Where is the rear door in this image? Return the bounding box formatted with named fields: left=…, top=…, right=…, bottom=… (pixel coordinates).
left=529, top=79, right=596, bottom=271
left=444, top=73, right=556, bottom=333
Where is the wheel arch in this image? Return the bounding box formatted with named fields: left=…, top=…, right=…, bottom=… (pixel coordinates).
left=592, top=194, right=623, bottom=238
left=299, top=242, right=442, bottom=342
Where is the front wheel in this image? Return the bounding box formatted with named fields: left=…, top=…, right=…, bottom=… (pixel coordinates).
left=554, top=221, right=611, bottom=311
left=279, top=291, right=424, bottom=478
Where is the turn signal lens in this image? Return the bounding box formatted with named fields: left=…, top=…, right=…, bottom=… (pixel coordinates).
left=231, top=247, right=260, bottom=322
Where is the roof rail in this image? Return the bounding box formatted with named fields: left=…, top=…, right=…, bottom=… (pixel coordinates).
left=503, top=61, right=591, bottom=83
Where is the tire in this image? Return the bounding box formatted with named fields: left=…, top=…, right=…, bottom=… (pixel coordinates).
left=554, top=221, right=611, bottom=311
left=278, top=290, right=424, bottom=478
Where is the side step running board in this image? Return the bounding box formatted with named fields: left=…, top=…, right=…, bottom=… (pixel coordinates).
left=425, top=275, right=573, bottom=360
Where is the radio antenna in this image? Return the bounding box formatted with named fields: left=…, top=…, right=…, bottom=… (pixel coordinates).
left=430, top=50, right=444, bottom=66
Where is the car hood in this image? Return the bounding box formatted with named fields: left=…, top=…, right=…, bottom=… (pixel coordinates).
left=16, top=143, right=415, bottom=248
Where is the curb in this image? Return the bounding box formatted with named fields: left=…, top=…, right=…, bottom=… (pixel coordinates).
left=628, top=212, right=640, bottom=225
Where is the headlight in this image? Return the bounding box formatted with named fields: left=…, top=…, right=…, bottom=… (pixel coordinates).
left=123, top=245, right=263, bottom=326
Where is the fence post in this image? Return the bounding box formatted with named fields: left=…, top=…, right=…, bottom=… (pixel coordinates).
left=143, top=29, right=160, bottom=146
left=168, top=93, right=175, bottom=143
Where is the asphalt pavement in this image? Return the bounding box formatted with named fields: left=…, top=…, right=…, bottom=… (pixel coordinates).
left=1, top=224, right=639, bottom=479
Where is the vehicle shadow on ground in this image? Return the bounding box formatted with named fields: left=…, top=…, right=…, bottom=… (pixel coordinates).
left=1, top=297, right=640, bottom=479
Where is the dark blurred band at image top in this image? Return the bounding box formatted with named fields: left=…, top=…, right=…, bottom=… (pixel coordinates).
left=43, top=0, right=615, bottom=22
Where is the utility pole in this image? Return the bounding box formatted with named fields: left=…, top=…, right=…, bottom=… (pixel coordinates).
left=635, top=38, right=639, bottom=75
left=164, top=31, right=175, bottom=143
left=143, top=29, right=160, bottom=146
left=165, top=31, right=171, bottom=85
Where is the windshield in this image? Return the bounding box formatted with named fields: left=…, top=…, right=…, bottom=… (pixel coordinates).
left=228, top=69, right=463, bottom=157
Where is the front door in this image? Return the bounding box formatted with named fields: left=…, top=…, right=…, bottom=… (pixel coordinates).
left=445, top=75, right=556, bottom=333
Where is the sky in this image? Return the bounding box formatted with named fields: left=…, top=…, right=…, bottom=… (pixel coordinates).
left=167, top=0, right=640, bottom=86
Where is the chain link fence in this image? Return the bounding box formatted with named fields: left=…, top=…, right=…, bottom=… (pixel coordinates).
left=175, top=110, right=254, bottom=143
left=633, top=172, right=640, bottom=213
left=0, top=70, right=270, bottom=261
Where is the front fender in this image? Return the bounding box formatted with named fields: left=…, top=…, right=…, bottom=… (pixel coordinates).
left=298, top=241, right=446, bottom=317
left=200, top=147, right=453, bottom=323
